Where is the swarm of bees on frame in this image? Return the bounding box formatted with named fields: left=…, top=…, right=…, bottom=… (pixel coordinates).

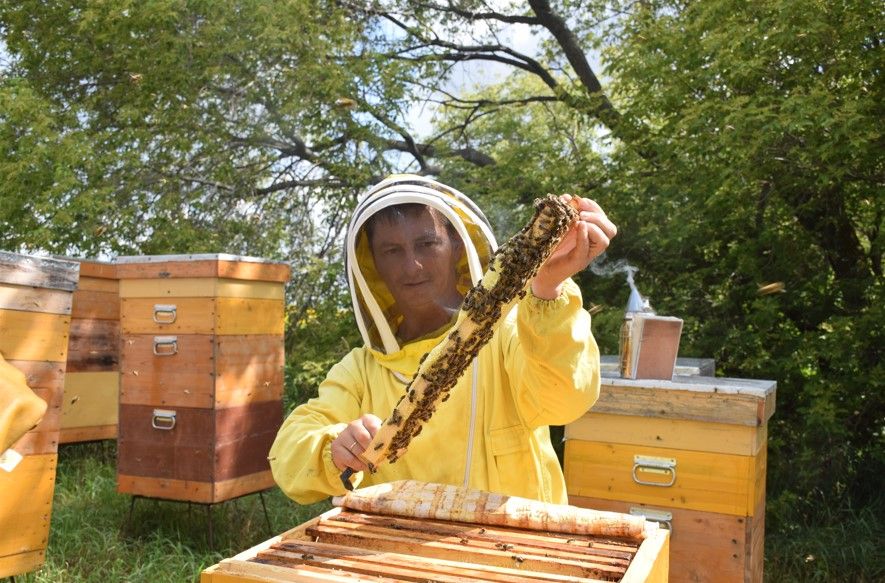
left=370, top=195, right=579, bottom=469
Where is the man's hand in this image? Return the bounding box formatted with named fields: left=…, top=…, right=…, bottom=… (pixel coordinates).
left=531, top=196, right=618, bottom=300
left=331, top=414, right=382, bottom=473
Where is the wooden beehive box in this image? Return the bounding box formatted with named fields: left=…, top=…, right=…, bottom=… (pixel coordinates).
left=0, top=251, right=79, bottom=578
left=564, top=373, right=776, bottom=582
left=60, top=259, right=120, bottom=443
left=201, top=504, right=669, bottom=582
left=115, top=254, right=289, bottom=504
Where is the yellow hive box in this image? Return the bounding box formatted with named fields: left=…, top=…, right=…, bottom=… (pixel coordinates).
left=0, top=251, right=78, bottom=579
left=565, top=374, right=776, bottom=583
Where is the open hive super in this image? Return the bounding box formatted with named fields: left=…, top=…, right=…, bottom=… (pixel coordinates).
left=202, top=481, right=669, bottom=582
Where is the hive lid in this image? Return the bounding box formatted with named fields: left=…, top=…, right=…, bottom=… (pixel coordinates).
left=0, top=251, right=80, bottom=291
left=52, top=256, right=117, bottom=279
left=597, top=372, right=777, bottom=426
left=113, top=253, right=291, bottom=282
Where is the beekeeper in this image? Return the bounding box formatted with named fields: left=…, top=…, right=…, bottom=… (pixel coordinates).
left=270, top=175, right=616, bottom=504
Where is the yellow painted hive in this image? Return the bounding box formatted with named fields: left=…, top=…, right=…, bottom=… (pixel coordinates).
left=0, top=251, right=79, bottom=578
left=565, top=373, right=776, bottom=583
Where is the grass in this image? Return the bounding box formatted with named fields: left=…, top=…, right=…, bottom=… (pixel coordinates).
left=13, top=441, right=329, bottom=583
left=9, top=440, right=884, bottom=582
left=765, top=497, right=885, bottom=582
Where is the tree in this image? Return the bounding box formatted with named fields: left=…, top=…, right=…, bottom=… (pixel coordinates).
left=2, top=1, right=881, bottom=562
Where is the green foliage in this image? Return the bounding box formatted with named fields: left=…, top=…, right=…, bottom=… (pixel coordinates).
left=596, top=0, right=884, bottom=513
left=0, top=0, right=406, bottom=258
left=283, top=257, right=361, bottom=412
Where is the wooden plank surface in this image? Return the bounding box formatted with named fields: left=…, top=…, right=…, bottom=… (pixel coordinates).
left=0, top=251, right=79, bottom=291
left=622, top=528, right=668, bottom=583
left=59, top=424, right=117, bottom=443
left=121, top=298, right=217, bottom=334
left=565, top=440, right=760, bottom=516
left=71, top=288, right=120, bottom=320
left=61, top=372, right=119, bottom=429
left=202, top=504, right=667, bottom=582
left=75, top=260, right=117, bottom=280
left=0, top=283, right=73, bottom=315
left=4, top=360, right=66, bottom=391
left=595, top=383, right=771, bottom=427
left=571, top=495, right=755, bottom=583
left=216, top=335, right=284, bottom=407
left=304, top=521, right=626, bottom=580
left=0, top=454, right=56, bottom=560
left=76, top=276, right=118, bottom=293
left=115, top=257, right=290, bottom=283
left=215, top=298, right=284, bottom=335
left=565, top=413, right=766, bottom=456
left=0, top=549, right=46, bottom=579
left=286, top=510, right=636, bottom=581
left=121, top=298, right=283, bottom=335
left=117, top=470, right=275, bottom=504
left=8, top=385, right=63, bottom=455
left=0, top=309, right=71, bottom=362
left=120, top=278, right=284, bottom=300
left=117, top=401, right=281, bottom=483
left=2, top=360, right=64, bottom=454
left=66, top=319, right=120, bottom=372
left=120, top=334, right=215, bottom=408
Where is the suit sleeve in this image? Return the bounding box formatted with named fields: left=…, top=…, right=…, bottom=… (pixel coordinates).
left=269, top=349, right=366, bottom=504
left=503, top=278, right=601, bottom=428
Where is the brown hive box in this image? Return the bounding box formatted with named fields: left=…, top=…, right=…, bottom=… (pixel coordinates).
left=115, top=254, right=290, bottom=504
left=0, top=251, right=79, bottom=577
left=201, top=482, right=670, bottom=582
left=564, top=373, right=776, bottom=583
left=60, top=258, right=120, bottom=443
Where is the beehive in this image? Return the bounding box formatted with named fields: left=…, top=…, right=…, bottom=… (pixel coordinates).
left=565, top=373, right=776, bottom=582
left=60, top=259, right=120, bottom=443
left=115, top=254, right=289, bottom=504
left=0, top=251, right=79, bottom=577
left=201, top=485, right=670, bottom=582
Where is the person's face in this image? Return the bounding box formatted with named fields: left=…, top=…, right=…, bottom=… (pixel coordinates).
left=369, top=207, right=463, bottom=318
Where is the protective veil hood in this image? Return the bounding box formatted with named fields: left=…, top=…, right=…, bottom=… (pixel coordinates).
left=345, top=175, right=497, bottom=355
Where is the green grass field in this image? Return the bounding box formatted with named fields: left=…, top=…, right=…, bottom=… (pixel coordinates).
left=8, top=440, right=883, bottom=582
left=12, top=441, right=329, bottom=583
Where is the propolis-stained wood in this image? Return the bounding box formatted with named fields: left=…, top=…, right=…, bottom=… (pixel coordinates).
left=201, top=506, right=669, bottom=582
left=0, top=252, right=77, bottom=579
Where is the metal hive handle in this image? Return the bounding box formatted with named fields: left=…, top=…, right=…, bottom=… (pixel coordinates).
left=152, top=304, right=177, bottom=324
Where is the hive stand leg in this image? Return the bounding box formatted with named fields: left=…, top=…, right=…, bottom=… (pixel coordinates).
left=120, top=495, right=140, bottom=536
left=259, top=490, right=273, bottom=535
left=206, top=503, right=215, bottom=551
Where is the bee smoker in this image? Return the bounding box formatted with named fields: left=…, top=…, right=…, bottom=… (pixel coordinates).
left=618, top=269, right=652, bottom=378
